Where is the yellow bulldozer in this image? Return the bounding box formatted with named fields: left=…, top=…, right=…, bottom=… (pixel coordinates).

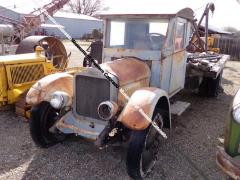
left=0, top=36, right=71, bottom=117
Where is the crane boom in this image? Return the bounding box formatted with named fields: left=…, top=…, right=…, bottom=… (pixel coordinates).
left=0, top=0, right=70, bottom=43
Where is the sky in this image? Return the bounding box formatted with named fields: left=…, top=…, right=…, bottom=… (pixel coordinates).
left=104, top=0, right=240, bottom=30
left=1, top=0, right=240, bottom=30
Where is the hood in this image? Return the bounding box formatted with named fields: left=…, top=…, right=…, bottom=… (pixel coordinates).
left=100, top=57, right=151, bottom=86
left=0, top=53, right=45, bottom=65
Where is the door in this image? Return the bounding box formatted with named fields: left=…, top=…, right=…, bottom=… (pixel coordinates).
left=168, top=18, right=189, bottom=96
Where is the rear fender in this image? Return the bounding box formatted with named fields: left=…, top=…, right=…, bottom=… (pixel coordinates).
left=26, top=72, right=73, bottom=105
left=118, top=87, right=171, bottom=130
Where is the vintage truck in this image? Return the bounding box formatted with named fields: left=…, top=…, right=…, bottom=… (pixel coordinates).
left=26, top=6, right=229, bottom=179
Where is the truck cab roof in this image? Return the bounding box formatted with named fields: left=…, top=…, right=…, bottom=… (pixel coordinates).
left=100, top=8, right=194, bottom=20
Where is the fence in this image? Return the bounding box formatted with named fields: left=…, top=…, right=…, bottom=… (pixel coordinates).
left=213, top=35, right=240, bottom=60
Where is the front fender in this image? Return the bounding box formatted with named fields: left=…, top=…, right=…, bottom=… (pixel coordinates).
left=118, top=87, right=171, bottom=130
left=26, top=72, right=73, bottom=105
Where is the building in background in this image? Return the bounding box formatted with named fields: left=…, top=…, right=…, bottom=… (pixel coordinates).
left=41, top=11, right=103, bottom=39
left=0, top=6, right=21, bottom=23
left=0, top=6, right=103, bottom=39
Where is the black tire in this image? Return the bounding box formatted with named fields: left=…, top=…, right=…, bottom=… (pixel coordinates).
left=198, top=73, right=222, bottom=97
left=29, top=101, right=65, bottom=148
left=126, top=108, right=163, bottom=180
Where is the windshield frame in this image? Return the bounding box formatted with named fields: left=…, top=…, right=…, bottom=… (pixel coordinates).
left=105, top=18, right=169, bottom=51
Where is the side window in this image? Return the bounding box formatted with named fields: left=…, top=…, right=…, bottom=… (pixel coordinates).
left=175, top=22, right=185, bottom=50
left=149, top=22, right=168, bottom=50
left=149, top=22, right=168, bottom=35
left=109, top=21, right=125, bottom=46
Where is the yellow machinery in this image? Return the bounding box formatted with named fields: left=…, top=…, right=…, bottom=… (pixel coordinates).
left=190, top=35, right=220, bottom=53
left=207, top=35, right=220, bottom=53
left=0, top=35, right=69, bottom=117
left=188, top=3, right=220, bottom=54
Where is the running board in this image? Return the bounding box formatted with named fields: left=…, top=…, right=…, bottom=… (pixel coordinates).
left=171, top=101, right=191, bottom=116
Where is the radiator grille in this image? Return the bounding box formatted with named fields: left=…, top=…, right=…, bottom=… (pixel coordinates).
left=75, top=75, right=110, bottom=119
left=10, top=64, right=45, bottom=85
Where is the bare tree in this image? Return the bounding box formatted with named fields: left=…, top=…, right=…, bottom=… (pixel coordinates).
left=68, top=0, right=102, bottom=16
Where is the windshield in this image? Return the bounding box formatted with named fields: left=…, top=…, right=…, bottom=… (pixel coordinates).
left=107, top=19, right=169, bottom=50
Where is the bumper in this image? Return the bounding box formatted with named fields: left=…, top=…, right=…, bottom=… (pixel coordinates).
left=216, top=146, right=240, bottom=179
left=55, top=111, right=107, bottom=141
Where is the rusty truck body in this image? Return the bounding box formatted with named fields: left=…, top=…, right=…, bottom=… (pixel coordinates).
left=26, top=7, right=229, bottom=179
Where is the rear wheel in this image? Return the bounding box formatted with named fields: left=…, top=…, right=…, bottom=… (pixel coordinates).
left=198, top=73, right=222, bottom=97
left=29, top=101, right=65, bottom=148
left=126, top=108, right=164, bottom=179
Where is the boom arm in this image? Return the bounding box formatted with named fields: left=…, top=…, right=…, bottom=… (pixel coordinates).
left=187, top=3, right=215, bottom=53
left=0, top=0, right=70, bottom=43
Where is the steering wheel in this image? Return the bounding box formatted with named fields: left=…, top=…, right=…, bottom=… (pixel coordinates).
left=148, top=33, right=166, bottom=50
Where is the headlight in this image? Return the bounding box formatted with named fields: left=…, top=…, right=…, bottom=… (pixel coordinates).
left=98, top=101, right=118, bottom=120
left=50, top=91, right=71, bottom=109
left=233, top=105, right=240, bottom=124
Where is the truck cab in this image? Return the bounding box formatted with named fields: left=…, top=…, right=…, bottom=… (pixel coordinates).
left=101, top=9, right=193, bottom=97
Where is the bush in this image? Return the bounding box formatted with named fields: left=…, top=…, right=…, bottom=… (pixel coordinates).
left=81, top=29, right=103, bottom=41
left=91, top=29, right=103, bottom=40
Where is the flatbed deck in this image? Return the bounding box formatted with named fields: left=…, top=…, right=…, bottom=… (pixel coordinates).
left=187, top=54, right=230, bottom=79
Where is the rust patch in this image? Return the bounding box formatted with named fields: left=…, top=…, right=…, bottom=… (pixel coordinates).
left=15, top=36, right=68, bottom=69
left=26, top=73, right=73, bottom=105
left=118, top=78, right=149, bottom=106
left=101, top=57, right=150, bottom=86
left=119, top=87, right=159, bottom=130
left=121, top=104, right=151, bottom=130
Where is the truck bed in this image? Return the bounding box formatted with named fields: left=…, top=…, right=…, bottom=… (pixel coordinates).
left=187, top=54, right=230, bottom=79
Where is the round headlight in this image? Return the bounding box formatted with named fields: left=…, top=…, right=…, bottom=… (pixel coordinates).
left=50, top=93, right=64, bottom=109
left=50, top=91, right=71, bottom=109
left=98, top=101, right=118, bottom=120
left=233, top=106, right=240, bottom=124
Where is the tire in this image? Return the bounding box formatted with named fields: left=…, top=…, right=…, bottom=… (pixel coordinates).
left=198, top=73, right=221, bottom=97
left=29, top=101, right=65, bottom=148
left=198, top=77, right=208, bottom=96
left=126, top=108, right=164, bottom=179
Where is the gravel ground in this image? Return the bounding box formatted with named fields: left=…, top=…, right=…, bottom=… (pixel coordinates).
left=0, top=44, right=240, bottom=179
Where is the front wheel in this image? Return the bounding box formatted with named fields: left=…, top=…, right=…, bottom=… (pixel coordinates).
left=29, top=101, right=65, bottom=148
left=126, top=109, right=164, bottom=179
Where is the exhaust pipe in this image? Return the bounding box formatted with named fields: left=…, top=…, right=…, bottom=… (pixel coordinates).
left=98, top=101, right=118, bottom=120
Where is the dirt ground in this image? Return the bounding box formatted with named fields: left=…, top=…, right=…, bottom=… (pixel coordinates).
left=63, top=40, right=90, bottom=67
left=0, top=42, right=240, bottom=179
